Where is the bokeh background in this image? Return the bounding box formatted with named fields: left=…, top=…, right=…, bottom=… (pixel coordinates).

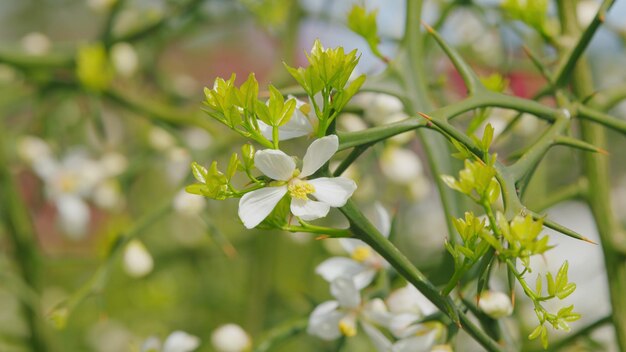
left=2, top=0, right=626, bottom=351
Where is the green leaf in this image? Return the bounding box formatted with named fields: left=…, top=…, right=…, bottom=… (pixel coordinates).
left=535, top=274, right=542, bottom=296
left=555, top=261, right=569, bottom=292
left=226, top=153, right=239, bottom=180
left=347, top=5, right=383, bottom=59
left=546, top=272, right=556, bottom=296
left=556, top=282, right=576, bottom=300
left=241, top=144, right=255, bottom=170
left=528, top=324, right=543, bottom=340
left=185, top=184, right=208, bottom=196
left=238, top=72, right=259, bottom=111
left=191, top=162, right=208, bottom=183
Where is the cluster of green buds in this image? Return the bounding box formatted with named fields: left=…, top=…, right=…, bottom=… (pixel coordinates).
left=441, top=123, right=579, bottom=348
left=528, top=262, right=580, bottom=348
left=501, top=0, right=551, bottom=37
left=186, top=144, right=258, bottom=201
left=284, top=40, right=365, bottom=137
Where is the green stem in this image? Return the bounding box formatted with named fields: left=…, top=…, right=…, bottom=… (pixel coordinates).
left=253, top=318, right=308, bottom=352
left=557, top=1, right=626, bottom=349
left=0, top=134, right=48, bottom=351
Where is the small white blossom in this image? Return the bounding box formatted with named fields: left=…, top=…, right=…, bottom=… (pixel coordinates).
left=173, top=189, right=205, bottom=216
left=308, top=277, right=389, bottom=341
left=21, top=32, right=51, bottom=56
left=380, top=146, right=423, bottom=185
left=338, top=113, right=368, bottom=132
left=18, top=136, right=52, bottom=165
left=142, top=330, right=200, bottom=352
left=149, top=127, right=177, bottom=151
left=123, top=240, right=154, bottom=278
left=238, top=135, right=356, bottom=229
left=316, top=203, right=390, bottom=289
left=211, top=324, right=251, bottom=352
left=577, top=0, right=600, bottom=28
left=111, top=42, right=139, bottom=77
left=478, top=290, right=513, bottom=319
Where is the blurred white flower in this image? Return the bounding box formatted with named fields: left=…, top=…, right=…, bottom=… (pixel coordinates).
left=111, top=42, right=138, bottom=77
left=409, top=177, right=431, bottom=201
left=478, top=290, right=513, bottom=319
left=183, top=128, right=212, bottom=150
left=173, top=189, right=205, bottom=216
left=430, top=344, right=453, bottom=352
left=258, top=96, right=316, bottom=141
left=123, top=240, right=154, bottom=278
left=238, top=135, right=356, bottom=229
left=56, top=195, right=91, bottom=239
left=92, top=180, right=123, bottom=209
left=316, top=203, right=390, bottom=289
left=173, top=75, right=199, bottom=97
left=21, top=32, right=51, bottom=56
left=338, top=113, right=368, bottom=132
left=166, top=147, right=191, bottom=184
left=163, top=331, right=201, bottom=352
left=211, top=324, right=251, bottom=352
left=17, top=136, right=52, bottom=165
left=577, top=0, right=600, bottom=28
left=99, top=152, right=128, bottom=177
left=354, top=93, right=404, bottom=126
left=142, top=330, right=200, bottom=352
left=149, top=127, right=177, bottom=151
left=380, top=146, right=423, bottom=185
left=308, top=277, right=389, bottom=341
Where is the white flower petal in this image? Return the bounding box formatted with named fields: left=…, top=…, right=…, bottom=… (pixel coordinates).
left=254, top=149, right=295, bottom=181
left=238, top=186, right=287, bottom=229
left=307, top=301, right=343, bottom=341
left=123, top=240, right=154, bottom=278
left=309, top=177, right=357, bottom=207
left=330, top=277, right=361, bottom=309
left=387, top=284, right=437, bottom=317
left=315, top=257, right=366, bottom=282
left=290, top=198, right=330, bottom=221
left=162, top=330, right=200, bottom=352
left=300, top=135, right=339, bottom=177
left=389, top=313, right=421, bottom=338
left=361, top=322, right=392, bottom=352
left=353, top=269, right=377, bottom=290
left=338, top=238, right=365, bottom=254
left=56, top=195, right=90, bottom=240
left=391, top=331, right=437, bottom=352
left=211, top=324, right=251, bottom=352
left=372, top=203, right=391, bottom=238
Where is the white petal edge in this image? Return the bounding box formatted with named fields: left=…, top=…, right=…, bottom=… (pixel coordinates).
left=162, top=331, right=200, bottom=352
left=300, top=135, right=339, bottom=177
left=315, top=257, right=365, bottom=282
left=330, top=277, right=361, bottom=309
left=338, top=238, right=366, bottom=254
left=290, top=198, right=330, bottom=221
left=371, top=202, right=391, bottom=238
left=361, top=322, right=393, bottom=352
left=309, top=177, right=357, bottom=207
left=307, top=301, right=343, bottom=341
left=254, top=149, right=295, bottom=181
left=238, top=186, right=287, bottom=229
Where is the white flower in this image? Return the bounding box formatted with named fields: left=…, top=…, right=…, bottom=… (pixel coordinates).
left=163, top=331, right=201, bottom=352
left=142, top=331, right=200, bottom=352
left=338, top=113, right=368, bottom=132
left=211, top=324, right=251, bottom=352
left=577, top=0, right=600, bottom=28
left=478, top=290, right=513, bottom=319
left=123, top=240, right=154, bottom=278
left=258, top=96, right=316, bottom=141
left=238, top=135, right=356, bottom=229
left=386, top=284, right=438, bottom=339
left=21, top=32, right=51, bottom=56
left=92, top=180, right=122, bottom=209
left=173, top=189, right=206, bottom=216
left=308, top=277, right=389, bottom=341
left=356, top=93, right=404, bottom=126
left=17, top=136, right=52, bottom=165
left=316, top=203, right=390, bottom=289
left=111, top=42, right=138, bottom=77
left=57, top=195, right=90, bottom=239
left=380, top=146, right=423, bottom=185
left=149, top=126, right=177, bottom=151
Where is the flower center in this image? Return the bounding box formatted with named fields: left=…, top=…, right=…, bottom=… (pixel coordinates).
left=338, top=320, right=357, bottom=337
left=351, top=246, right=372, bottom=262
left=288, top=179, right=315, bottom=200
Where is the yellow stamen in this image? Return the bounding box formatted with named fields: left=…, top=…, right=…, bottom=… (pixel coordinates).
left=338, top=321, right=357, bottom=337
left=351, top=246, right=372, bottom=262
left=288, top=180, right=315, bottom=200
